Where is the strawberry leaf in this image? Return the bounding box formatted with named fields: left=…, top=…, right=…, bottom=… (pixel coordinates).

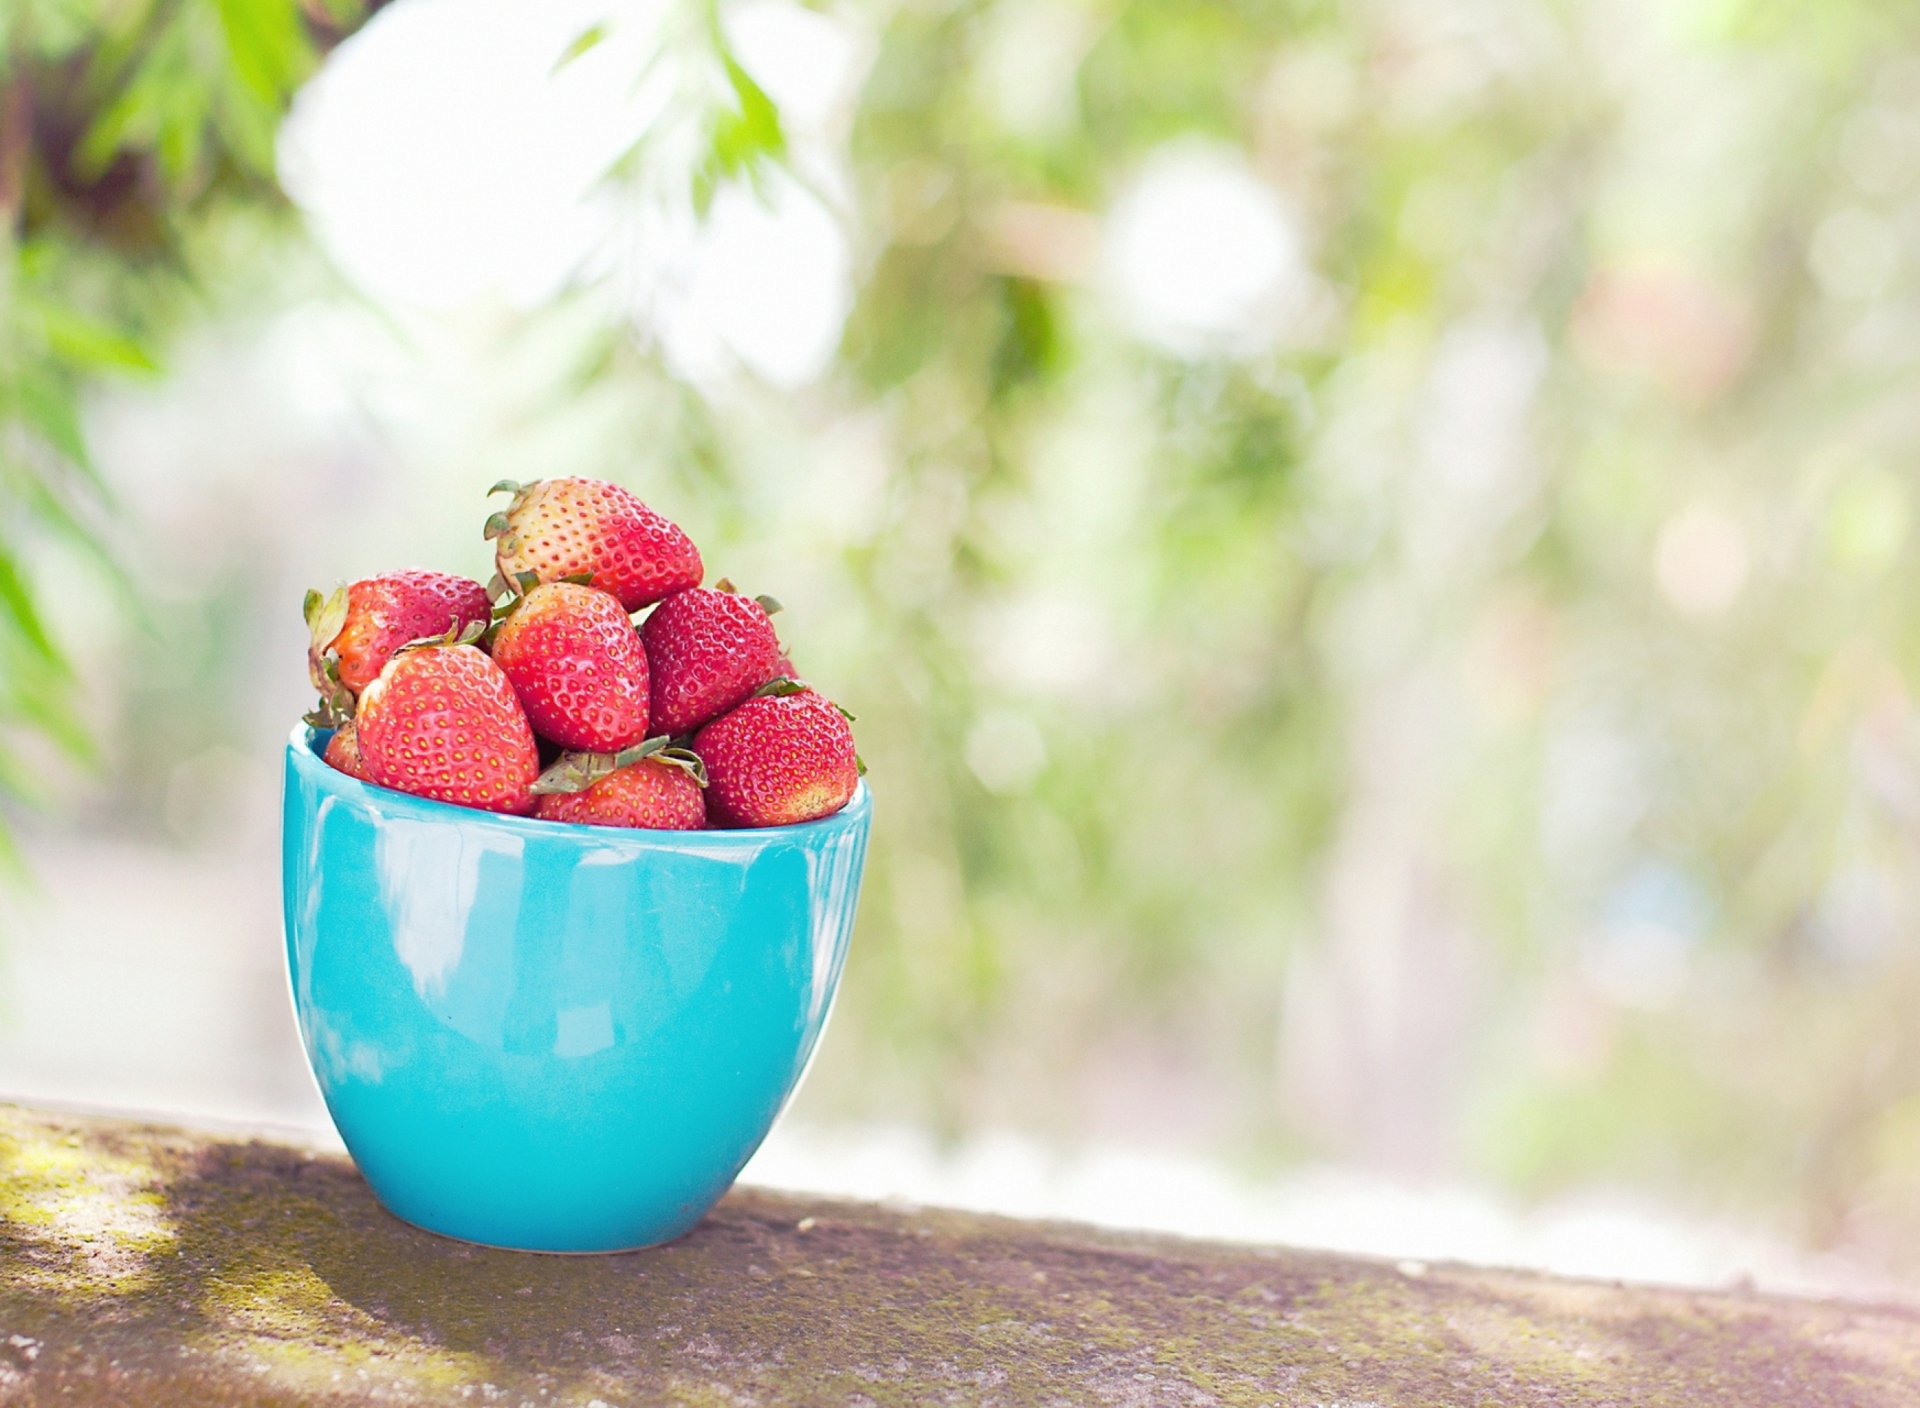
left=856, top=754, right=867, bottom=777
left=487, top=480, right=523, bottom=497
left=303, top=665, right=357, bottom=728
left=835, top=703, right=857, bottom=722
left=612, top=736, right=672, bottom=766
left=305, top=645, right=333, bottom=694
left=754, top=593, right=783, bottom=616
left=561, top=571, right=595, bottom=587
left=530, top=757, right=598, bottom=795
left=754, top=675, right=809, bottom=698
left=305, top=584, right=349, bottom=654
left=531, top=751, right=616, bottom=795
left=394, top=619, right=477, bottom=659
left=530, top=737, right=675, bottom=795
left=482, top=511, right=512, bottom=540
left=715, top=577, right=737, bottom=593
left=652, top=746, right=709, bottom=787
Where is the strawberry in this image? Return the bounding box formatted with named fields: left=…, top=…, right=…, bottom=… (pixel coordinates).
left=693, top=686, right=860, bottom=828
left=489, top=581, right=651, bottom=752
left=485, top=478, right=702, bottom=611
left=533, top=756, right=706, bottom=830
left=640, top=583, right=784, bottom=737
left=356, top=637, right=541, bottom=814
left=306, top=570, right=491, bottom=703
left=323, top=722, right=371, bottom=781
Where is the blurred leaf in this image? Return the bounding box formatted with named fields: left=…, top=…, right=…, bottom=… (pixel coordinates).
left=213, top=0, right=314, bottom=105
left=38, top=303, right=158, bottom=374
left=10, top=368, right=92, bottom=471
left=693, top=46, right=786, bottom=215
left=0, top=543, right=63, bottom=666
left=78, top=0, right=316, bottom=183
left=554, top=23, right=607, bottom=74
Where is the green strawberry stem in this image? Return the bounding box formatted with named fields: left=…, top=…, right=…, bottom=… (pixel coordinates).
left=749, top=675, right=853, bottom=720
left=484, top=482, right=533, bottom=553
left=303, top=658, right=356, bottom=729
left=529, top=735, right=709, bottom=795
left=393, top=618, right=489, bottom=662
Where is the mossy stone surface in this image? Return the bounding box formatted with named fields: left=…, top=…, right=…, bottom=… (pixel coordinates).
left=2, top=1103, right=1918, bottom=1406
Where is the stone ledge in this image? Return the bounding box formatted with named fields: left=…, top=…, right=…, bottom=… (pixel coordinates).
left=2, top=1103, right=1917, bottom=1406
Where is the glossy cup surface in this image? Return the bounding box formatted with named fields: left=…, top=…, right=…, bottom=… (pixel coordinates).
left=280, top=725, right=869, bottom=1252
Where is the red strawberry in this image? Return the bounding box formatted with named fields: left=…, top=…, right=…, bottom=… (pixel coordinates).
left=307, top=570, right=491, bottom=699
left=489, top=582, right=651, bottom=752
left=323, top=722, right=371, bottom=781
left=486, top=478, right=702, bottom=611
left=640, top=585, right=783, bottom=737
left=533, top=756, right=706, bottom=830
left=693, top=688, right=859, bottom=828
left=356, top=641, right=541, bottom=814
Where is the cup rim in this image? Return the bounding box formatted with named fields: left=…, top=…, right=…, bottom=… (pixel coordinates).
left=287, top=722, right=870, bottom=845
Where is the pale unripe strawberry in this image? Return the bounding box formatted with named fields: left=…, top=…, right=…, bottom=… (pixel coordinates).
left=641, top=585, right=784, bottom=737
left=533, top=756, right=706, bottom=830
left=490, top=582, right=651, bottom=752
left=356, top=644, right=540, bottom=814
left=486, top=478, right=701, bottom=611
left=693, top=688, right=859, bottom=828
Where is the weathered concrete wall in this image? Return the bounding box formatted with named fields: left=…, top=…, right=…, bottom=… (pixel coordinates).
left=2, top=1104, right=1917, bottom=1406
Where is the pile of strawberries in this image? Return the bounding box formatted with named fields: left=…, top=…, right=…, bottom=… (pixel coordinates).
left=303, top=477, right=861, bottom=830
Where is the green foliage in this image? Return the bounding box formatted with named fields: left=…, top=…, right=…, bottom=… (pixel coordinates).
left=562, top=0, right=1920, bottom=1263
left=696, top=47, right=785, bottom=214
left=0, top=0, right=363, bottom=832
left=596, top=0, right=789, bottom=219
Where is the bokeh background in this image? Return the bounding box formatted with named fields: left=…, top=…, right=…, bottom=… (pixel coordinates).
left=6, top=0, right=1920, bottom=1296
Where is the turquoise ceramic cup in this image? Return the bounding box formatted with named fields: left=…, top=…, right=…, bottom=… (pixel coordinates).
left=280, top=724, right=869, bottom=1252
